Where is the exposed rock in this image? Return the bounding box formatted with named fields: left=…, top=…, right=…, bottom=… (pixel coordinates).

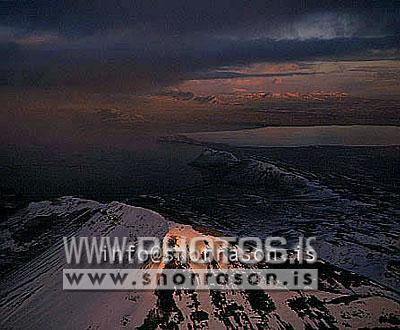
left=1, top=197, right=399, bottom=329
left=190, top=148, right=240, bottom=169
left=191, top=148, right=308, bottom=187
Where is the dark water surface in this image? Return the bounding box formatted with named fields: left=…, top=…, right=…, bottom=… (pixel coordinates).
left=0, top=141, right=203, bottom=205
left=186, top=125, right=400, bottom=147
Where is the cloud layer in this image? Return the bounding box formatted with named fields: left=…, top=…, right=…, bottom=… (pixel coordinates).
left=1, top=0, right=399, bottom=91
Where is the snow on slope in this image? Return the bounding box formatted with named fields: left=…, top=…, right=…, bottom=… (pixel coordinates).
left=191, top=148, right=313, bottom=188
left=0, top=197, right=399, bottom=329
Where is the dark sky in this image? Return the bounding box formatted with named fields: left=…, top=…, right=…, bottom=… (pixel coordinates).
left=1, top=0, right=399, bottom=92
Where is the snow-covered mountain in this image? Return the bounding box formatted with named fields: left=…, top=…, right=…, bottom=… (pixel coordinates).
left=1, top=197, right=399, bottom=329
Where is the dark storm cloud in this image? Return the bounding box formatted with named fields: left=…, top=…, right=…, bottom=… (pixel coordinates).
left=1, top=0, right=399, bottom=91
left=2, top=0, right=399, bottom=36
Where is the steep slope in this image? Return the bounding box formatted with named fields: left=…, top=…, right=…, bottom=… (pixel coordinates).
left=0, top=197, right=399, bottom=329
